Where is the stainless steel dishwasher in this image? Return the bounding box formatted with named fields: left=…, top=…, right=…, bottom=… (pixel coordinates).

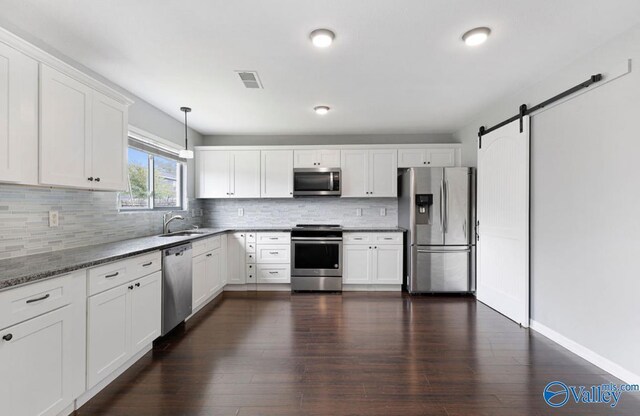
left=161, top=243, right=192, bottom=335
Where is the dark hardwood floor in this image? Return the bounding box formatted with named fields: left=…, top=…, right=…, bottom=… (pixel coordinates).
left=76, top=292, right=640, bottom=415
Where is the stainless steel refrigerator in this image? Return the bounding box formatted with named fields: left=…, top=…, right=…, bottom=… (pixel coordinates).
left=399, top=167, right=475, bottom=293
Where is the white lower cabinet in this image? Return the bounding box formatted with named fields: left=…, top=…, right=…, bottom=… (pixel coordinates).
left=192, top=245, right=222, bottom=310
left=87, top=270, right=161, bottom=389
left=255, top=233, right=291, bottom=284
left=0, top=270, right=86, bottom=416
left=226, top=232, right=246, bottom=284
left=343, top=233, right=403, bottom=285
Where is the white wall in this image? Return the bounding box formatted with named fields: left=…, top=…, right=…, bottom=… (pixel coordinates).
left=203, top=133, right=455, bottom=147
left=455, top=24, right=640, bottom=381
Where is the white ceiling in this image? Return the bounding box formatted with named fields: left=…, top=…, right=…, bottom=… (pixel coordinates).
left=1, top=0, right=640, bottom=135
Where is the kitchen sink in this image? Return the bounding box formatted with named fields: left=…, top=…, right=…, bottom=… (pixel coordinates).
left=160, top=231, right=205, bottom=237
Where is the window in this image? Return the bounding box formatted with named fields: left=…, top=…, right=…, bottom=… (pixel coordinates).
left=119, top=140, right=186, bottom=210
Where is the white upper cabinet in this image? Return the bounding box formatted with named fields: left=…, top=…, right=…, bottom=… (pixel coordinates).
left=368, top=149, right=397, bottom=197
left=196, top=149, right=260, bottom=198
left=0, top=42, right=38, bottom=185
left=341, top=150, right=368, bottom=197
left=231, top=151, right=261, bottom=198
left=398, top=148, right=456, bottom=168
left=90, top=91, right=128, bottom=190
left=293, top=149, right=340, bottom=168
left=40, top=65, right=128, bottom=191
left=261, top=150, right=293, bottom=198
left=341, top=149, right=397, bottom=197
left=197, top=149, right=230, bottom=198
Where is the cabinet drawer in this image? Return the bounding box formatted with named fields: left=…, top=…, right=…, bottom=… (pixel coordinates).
left=375, top=233, right=403, bottom=244
left=192, top=239, right=208, bottom=257
left=344, top=233, right=373, bottom=244
left=246, top=252, right=256, bottom=263
left=129, top=251, right=161, bottom=279
left=256, top=264, right=291, bottom=284
left=257, top=232, right=290, bottom=244
left=0, top=271, right=84, bottom=330
left=256, top=245, right=291, bottom=263
left=246, top=233, right=257, bottom=243
left=206, top=236, right=221, bottom=251
left=88, top=251, right=160, bottom=296
left=245, top=241, right=256, bottom=253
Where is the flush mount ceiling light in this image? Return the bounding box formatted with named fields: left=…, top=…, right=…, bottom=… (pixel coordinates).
left=314, top=105, right=330, bottom=115
left=310, top=29, right=335, bottom=48
left=178, top=106, right=194, bottom=159
left=462, top=27, right=491, bottom=46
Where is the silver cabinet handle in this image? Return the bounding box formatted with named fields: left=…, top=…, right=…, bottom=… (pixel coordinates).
left=269, top=251, right=279, bottom=255
left=26, top=293, right=50, bottom=304
left=268, top=271, right=278, bottom=274
left=105, top=272, right=119, bottom=278
left=269, top=237, right=278, bottom=240
left=383, top=237, right=393, bottom=240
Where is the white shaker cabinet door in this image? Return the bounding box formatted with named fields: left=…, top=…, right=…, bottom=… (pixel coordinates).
left=368, top=149, right=397, bottom=197
left=227, top=233, right=246, bottom=284
left=196, top=150, right=231, bottom=198
left=373, top=245, right=403, bottom=284
left=426, top=148, right=456, bottom=167
left=340, top=150, right=369, bottom=197
left=293, top=149, right=317, bottom=168
left=230, top=150, right=261, bottom=198
left=40, top=64, right=93, bottom=188
left=0, top=305, right=81, bottom=416
left=261, top=150, right=293, bottom=198
left=192, top=253, right=208, bottom=309
left=90, top=91, right=128, bottom=191
left=317, top=149, right=341, bottom=167
left=0, top=42, right=38, bottom=185
left=130, top=272, right=162, bottom=355
left=206, top=248, right=222, bottom=295
left=343, top=245, right=373, bottom=284
left=87, top=283, right=130, bottom=388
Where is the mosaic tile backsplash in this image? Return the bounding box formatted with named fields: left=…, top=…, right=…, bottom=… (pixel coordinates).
left=200, top=198, right=398, bottom=228
left=0, top=184, right=398, bottom=259
left=0, top=185, right=202, bottom=259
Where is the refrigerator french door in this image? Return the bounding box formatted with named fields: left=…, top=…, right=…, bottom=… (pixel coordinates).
left=399, top=167, right=474, bottom=293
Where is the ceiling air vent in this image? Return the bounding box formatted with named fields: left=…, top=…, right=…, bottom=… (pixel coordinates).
left=236, top=70, right=263, bottom=89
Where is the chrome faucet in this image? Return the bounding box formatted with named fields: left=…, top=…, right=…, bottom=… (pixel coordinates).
left=163, top=211, right=185, bottom=234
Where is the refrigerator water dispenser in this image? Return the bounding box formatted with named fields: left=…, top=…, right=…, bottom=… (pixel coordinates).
left=415, top=194, right=433, bottom=224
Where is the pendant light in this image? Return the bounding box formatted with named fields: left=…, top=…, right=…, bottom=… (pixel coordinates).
left=178, top=106, right=194, bottom=159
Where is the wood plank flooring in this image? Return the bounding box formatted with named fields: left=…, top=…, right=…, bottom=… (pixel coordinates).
left=76, top=292, right=640, bottom=415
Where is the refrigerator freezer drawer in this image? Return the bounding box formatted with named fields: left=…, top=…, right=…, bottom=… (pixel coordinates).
left=414, top=247, right=470, bottom=292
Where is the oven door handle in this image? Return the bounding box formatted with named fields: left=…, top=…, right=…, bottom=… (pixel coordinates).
left=291, top=237, right=343, bottom=241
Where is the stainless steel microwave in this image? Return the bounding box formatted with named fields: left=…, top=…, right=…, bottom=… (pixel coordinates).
left=293, top=168, right=341, bottom=196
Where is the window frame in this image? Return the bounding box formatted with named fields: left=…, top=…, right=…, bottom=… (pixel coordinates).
left=119, top=138, right=187, bottom=212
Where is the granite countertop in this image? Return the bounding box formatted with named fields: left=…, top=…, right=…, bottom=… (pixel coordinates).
left=0, top=226, right=405, bottom=291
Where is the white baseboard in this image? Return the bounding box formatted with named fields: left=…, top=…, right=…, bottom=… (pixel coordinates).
left=75, top=343, right=153, bottom=409
left=342, top=284, right=402, bottom=292
left=530, top=320, right=640, bottom=385
left=58, top=402, right=75, bottom=416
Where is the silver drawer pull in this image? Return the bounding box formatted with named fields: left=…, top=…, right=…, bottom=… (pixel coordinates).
left=142, top=262, right=153, bottom=267
left=384, top=238, right=393, bottom=240
left=354, top=238, right=363, bottom=240
left=26, top=293, right=50, bottom=304
left=269, top=251, right=279, bottom=255
left=268, top=271, right=279, bottom=274
left=105, top=272, right=119, bottom=278
left=269, top=237, right=278, bottom=240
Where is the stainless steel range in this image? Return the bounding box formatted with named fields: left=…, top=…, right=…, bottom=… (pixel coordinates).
left=291, top=224, right=343, bottom=292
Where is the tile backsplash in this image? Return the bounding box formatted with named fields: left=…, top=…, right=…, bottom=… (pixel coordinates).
left=200, top=198, right=398, bottom=228
left=0, top=185, right=201, bottom=259
left=0, top=184, right=398, bottom=259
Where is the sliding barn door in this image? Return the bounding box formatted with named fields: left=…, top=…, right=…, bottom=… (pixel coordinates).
left=477, top=117, right=530, bottom=326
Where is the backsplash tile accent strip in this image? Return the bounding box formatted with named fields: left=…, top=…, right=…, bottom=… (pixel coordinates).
left=0, top=185, right=202, bottom=259
left=200, top=198, right=398, bottom=228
